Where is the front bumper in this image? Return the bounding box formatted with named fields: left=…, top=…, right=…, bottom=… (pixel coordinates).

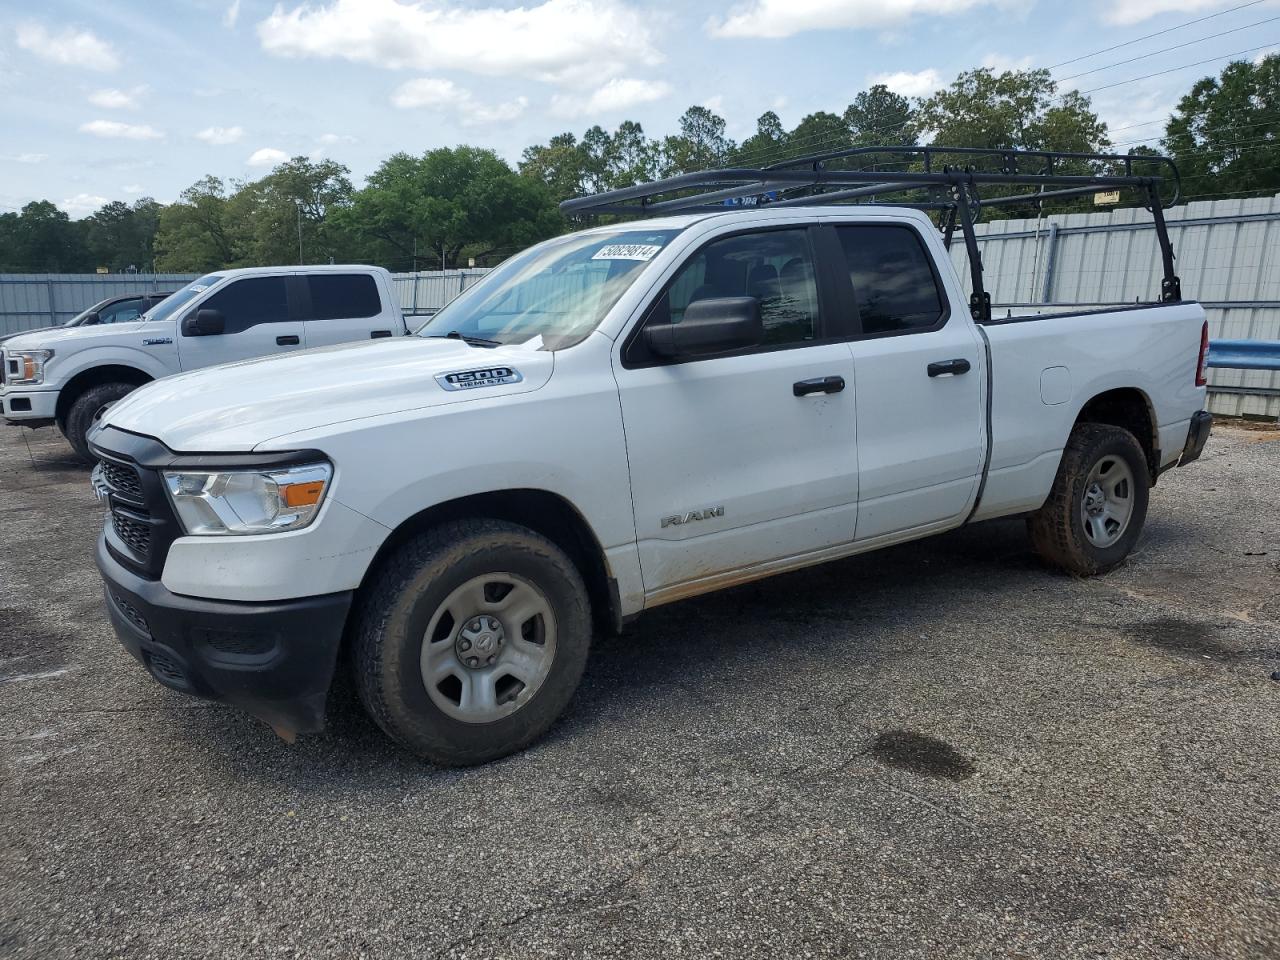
left=95, top=531, right=352, bottom=734
left=1, top=387, right=58, bottom=427
left=1180, top=410, right=1212, bottom=466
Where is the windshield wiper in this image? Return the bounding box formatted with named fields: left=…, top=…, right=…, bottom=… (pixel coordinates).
left=426, top=331, right=501, bottom=348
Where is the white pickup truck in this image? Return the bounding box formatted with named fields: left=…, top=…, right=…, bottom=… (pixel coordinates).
left=1, top=265, right=406, bottom=461
left=86, top=151, right=1212, bottom=766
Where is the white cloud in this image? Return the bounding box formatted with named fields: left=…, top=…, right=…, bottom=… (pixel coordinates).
left=79, top=119, right=164, bottom=140
left=61, top=193, right=109, bottom=216
left=703, top=94, right=726, bottom=113
left=391, top=77, right=529, bottom=126
left=257, top=0, right=661, bottom=84
left=16, top=22, right=120, bottom=71
left=195, top=125, right=245, bottom=145
left=224, top=0, right=242, bottom=28
left=550, top=76, right=673, bottom=117
left=1104, top=0, right=1236, bottom=26
left=980, top=53, right=1033, bottom=72
left=2, top=152, right=48, bottom=164
left=708, top=0, right=1000, bottom=38
left=317, top=132, right=357, bottom=145
left=391, top=76, right=463, bottom=109
left=88, top=86, right=145, bottom=110
left=247, top=147, right=290, bottom=167
left=867, top=68, right=942, bottom=97
left=122, top=184, right=143, bottom=194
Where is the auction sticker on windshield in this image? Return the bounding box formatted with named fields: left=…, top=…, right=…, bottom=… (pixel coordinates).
left=592, top=244, right=663, bottom=261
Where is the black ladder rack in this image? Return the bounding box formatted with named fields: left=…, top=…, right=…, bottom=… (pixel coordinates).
left=558, top=145, right=1184, bottom=322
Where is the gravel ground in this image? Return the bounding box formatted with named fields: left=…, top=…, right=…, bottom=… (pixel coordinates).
left=1, top=420, right=1277, bottom=960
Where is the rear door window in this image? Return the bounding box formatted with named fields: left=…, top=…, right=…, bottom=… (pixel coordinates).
left=835, top=225, right=946, bottom=336
left=306, top=274, right=381, bottom=320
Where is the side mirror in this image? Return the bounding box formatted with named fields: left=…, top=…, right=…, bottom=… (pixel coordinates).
left=182, top=308, right=226, bottom=337
left=82, top=312, right=101, bottom=326
left=644, top=296, right=763, bottom=359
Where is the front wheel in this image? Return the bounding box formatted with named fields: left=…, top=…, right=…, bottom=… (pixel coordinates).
left=352, top=519, right=592, bottom=766
left=1028, top=423, right=1150, bottom=576
left=63, top=381, right=138, bottom=463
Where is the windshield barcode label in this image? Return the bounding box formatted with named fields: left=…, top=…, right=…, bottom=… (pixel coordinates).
left=592, top=244, right=663, bottom=261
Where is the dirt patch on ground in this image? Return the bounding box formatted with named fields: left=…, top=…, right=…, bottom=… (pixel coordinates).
left=1127, top=616, right=1279, bottom=663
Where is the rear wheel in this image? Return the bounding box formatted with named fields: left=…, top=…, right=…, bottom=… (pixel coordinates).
left=63, top=381, right=138, bottom=463
left=1028, top=423, right=1150, bottom=576
left=353, top=519, right=592, bottom=766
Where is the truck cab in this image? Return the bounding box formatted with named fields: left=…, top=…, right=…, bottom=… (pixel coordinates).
left=1, top=265, right=405, bottom=460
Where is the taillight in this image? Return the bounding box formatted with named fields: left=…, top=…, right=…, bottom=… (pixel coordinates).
left=1195, top=320, right=1209, bottom=387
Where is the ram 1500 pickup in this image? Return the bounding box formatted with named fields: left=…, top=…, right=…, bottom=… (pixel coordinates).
left=86, top=150, right=1212, bottom=766
left=2, top=265, right=406, bottom=461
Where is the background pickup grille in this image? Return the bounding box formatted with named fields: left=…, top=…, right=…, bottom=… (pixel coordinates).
left=111, top=510, right=152, bottom=558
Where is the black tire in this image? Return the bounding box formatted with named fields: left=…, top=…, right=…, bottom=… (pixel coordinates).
left=1028, top=422, right=1150, bottom=576
left=352, top=519, right=592, bottom=766
left=62, top=382, right=138, bottom=463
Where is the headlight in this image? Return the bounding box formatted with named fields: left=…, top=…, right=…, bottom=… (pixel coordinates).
left=6, top=349, right=54, bottom=385
left=162, top=462, right=332, bottom=536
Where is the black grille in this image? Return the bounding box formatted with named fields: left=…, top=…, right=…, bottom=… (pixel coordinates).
left=100, top=460, right=142, bottom=500
left=111, top=591, right=150, bottom=635
left=111, top=510, right=152, bottom=557
left=147, top=650, right=189, bottom=688
left=198, top=628, right=276, bottom=658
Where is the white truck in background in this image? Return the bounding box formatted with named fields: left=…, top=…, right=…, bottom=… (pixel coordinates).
left=87, top=191, right=1211, bottom=767
left=1, top=265, right=407, bottom=461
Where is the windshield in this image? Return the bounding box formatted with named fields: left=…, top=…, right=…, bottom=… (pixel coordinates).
left=142, top=274, right=224, bottom=324
left=417, top=229, right=681, bottom=349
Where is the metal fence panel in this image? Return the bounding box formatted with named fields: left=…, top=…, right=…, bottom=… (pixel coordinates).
left=952, top=196, right=1280, bottom=418
left=0, top=274, right=199, bottom=336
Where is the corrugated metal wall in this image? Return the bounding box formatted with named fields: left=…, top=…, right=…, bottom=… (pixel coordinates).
left=0, top=274, right=199, bottom=335
left=953, top=195, right=1280, bottom=418
left=393, top=269, right=490, bottom=316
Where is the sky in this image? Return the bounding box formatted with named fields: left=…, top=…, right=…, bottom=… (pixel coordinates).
left=0, top=0, right=1276, bottom=217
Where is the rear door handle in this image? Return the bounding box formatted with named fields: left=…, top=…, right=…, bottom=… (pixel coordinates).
left=276, top=335, right=300, bottom=346
left=793, top=375, right=846, bottom=397
left=370, top=329, right=393, bottom=339
left=927, top=358, right=971, bottom=377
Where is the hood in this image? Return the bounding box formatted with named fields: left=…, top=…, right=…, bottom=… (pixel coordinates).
left=100, top=336, right=555, bottom=452
left=2, top=320, right=150, bottom=351
left=0, top=324, right=61, bottom=346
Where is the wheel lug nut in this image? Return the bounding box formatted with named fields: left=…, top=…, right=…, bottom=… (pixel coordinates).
left=467, top=657, right=479, bottom=668
left=459, top=639, right=471, bottom=651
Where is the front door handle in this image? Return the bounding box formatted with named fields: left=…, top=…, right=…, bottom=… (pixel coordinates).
left=793, top=375, right=846, bottom=397
left=276, top=335, right=300, bottom=346
left=927, top=358, right=971, bottom=377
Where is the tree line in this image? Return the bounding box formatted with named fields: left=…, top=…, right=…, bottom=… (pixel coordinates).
left=2, top=56, right=1277, bottom=275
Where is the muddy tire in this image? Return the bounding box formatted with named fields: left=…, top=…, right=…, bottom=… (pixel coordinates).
left=1028, top=423, right=1150, bottom=576
left=63, top=382, right=138, bottom=464
left=352, top=519, right=592, bottom=767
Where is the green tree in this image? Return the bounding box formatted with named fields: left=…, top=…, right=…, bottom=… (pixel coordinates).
left=342, top=146, right=561, bottom=270
left=224, top=156, right=354, bottom=265
left=844, top=85, right=917, bottom=146
left=787, top=110, right=851, bottom=159
left=1164, top=54, right=1280, bottom=199
left=4, top=201, right=89, bottom=272
left=916, top=68, right=1109, bottom=153
left=520, top=132, right=589, bottom=202
left=734, top=111, right=788, bottom=165
left=154, top=176, right=235, bottom=272
left=660, top=105, right=735, bottom=175
left=83, top=198, right=163, bottom=272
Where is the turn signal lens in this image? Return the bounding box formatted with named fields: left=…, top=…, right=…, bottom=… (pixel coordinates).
left=281, top=480, right=326, bottom=508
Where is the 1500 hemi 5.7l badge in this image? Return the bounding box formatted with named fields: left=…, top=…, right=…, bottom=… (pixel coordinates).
left=435, top=367, right=524, bottom=391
